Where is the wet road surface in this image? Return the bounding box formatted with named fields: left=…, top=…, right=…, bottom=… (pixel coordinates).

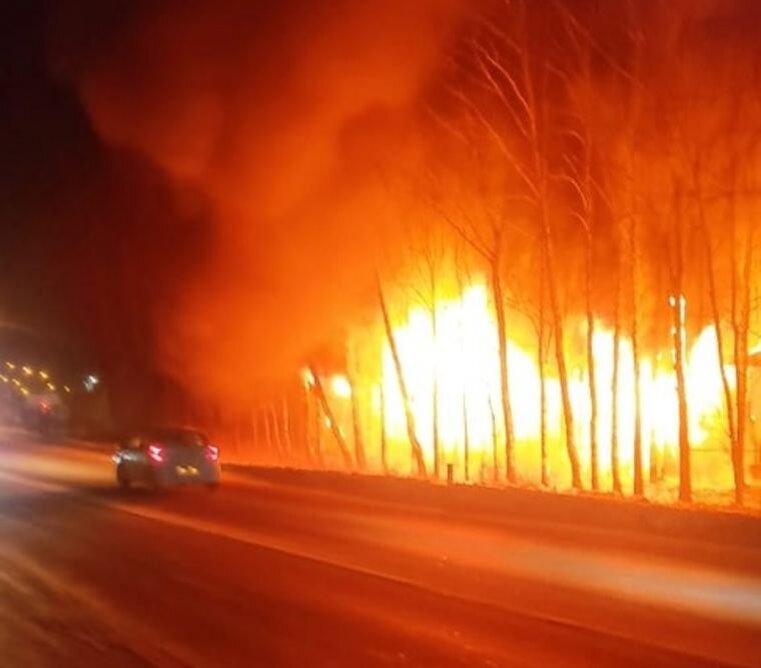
left=1, top=431, right=759, bottom=667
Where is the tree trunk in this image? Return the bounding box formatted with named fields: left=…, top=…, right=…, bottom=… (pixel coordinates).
left=673, top=296, right=691, bottom=503
left=312, top=390, right=323, bottom=467
left=488, top=395, right=499, bottom=482
left=731, top=217, right=753, bottom=506
left=377, top=279, right=427, bottom=477
left=671, top=198, right=691, bottom=503
left=269, top=403, right=283, bottom=461
left=649, top=427, right=658, bottom=484
left=611, top=262, right=623, bottom=495
left=263, top=406, right=274, bottom=459
left=491, top=254, right=516, bottom=483
left=630, top=213, right=644, bottom=497
left=281, top=396, right=292, bottom=459
left=538, top=262, right=549, bottom=488
left=301, top=384, right=314, bottom=464
left=733, top=302, right=748, bottom=507
left=309, top=366, right=353, bottom=470
left=349, top=377, right=367, bottom=471
left=379, top=383, right=388, bottom=474
left=696, top=174, right=737, bottom=470
left=542, top=215, right=582, bottom=489
left=585, top=231, right=599, bottom=491
left=431, top=302, right=441, bottom=480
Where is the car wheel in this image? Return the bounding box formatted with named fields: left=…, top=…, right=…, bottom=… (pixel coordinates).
left=116, top=466, right=131, bottom=489
left=150, top=470, right=166, bottom=491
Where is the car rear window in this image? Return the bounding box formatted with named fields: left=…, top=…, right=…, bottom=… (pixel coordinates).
left=148, top=429, right=209, bottom=447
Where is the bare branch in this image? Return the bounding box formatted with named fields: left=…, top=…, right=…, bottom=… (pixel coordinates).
left=471, top=38, right=532, bottom=136
left=448, top=85, right=539, bottom=198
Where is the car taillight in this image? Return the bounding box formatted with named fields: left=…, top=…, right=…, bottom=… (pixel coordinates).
left=148, top=444, right=165, bottom=463
left=206, top=444, right=219, bottom=462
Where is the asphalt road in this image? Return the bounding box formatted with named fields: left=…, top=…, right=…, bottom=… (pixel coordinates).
left=1, top=430, right=760, bottom=667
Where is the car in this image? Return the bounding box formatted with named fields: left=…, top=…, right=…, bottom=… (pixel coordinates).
left=113, top=427, right=220, bottom=490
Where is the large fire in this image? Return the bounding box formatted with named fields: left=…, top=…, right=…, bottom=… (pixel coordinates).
left=369, top=282, right=734, bottom=491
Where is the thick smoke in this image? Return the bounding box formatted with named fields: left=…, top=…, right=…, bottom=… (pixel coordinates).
left=55, top=0, right=468, bottom=402
left=50, top=0, right=760, bottom=418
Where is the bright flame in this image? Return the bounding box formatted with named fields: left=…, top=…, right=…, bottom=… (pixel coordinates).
left=330, top=375, right=352, bottom=398
left=374, top=281, right=736, bottom=489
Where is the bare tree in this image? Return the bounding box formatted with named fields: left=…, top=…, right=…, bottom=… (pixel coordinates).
left=377, top=277, right=427, bottom=477
left=308, top=365, right=354, bottom=470
left=488, top=394, right=500, bottom=481
left=379, top=382, right=388, bottom=474
left=281, top=395, right=292, bottom=460
left=538, top=252, right=551, bottom=487
left=556, top=12, right=601, bottom=490
left=347, top=339, right=367, bottom=471
left=668, top=184, right=691, bottom=503
left=629, top=203, right=645, bottom=497
left=348, top=376, right=366, bottom=471
left=406, top=220, right=447, bottom=479
left=312, top=390, right=324, bottom=467
left=513, top=2, right=583, bottom=489
left=434, top=169, right=518, bottom=483
left=692, top=155, right=738, bottom=478
left=730, top=171, right=754, bottom=506
left=441, top=0, right=586, bottom=486
left=611, top=256, right=623, bottom=495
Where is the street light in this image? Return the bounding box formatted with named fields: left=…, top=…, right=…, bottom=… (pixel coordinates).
left=329, top=374, right=352, bottom=398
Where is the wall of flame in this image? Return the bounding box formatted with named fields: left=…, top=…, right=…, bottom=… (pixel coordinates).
left=324, top=282, right=741, bottom=492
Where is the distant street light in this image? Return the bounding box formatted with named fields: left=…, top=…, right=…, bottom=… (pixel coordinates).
left=329, top=374, right=352, bottom=398
left=84, top=374, right=100, bottom=392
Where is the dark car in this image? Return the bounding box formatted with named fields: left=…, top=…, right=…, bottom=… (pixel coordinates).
left=113, top=427, right=220, bottom=490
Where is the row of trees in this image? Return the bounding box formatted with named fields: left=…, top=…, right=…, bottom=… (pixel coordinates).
left=312, top=1, right=758, bottom=504
left=189, top=1, right=758, bottom=507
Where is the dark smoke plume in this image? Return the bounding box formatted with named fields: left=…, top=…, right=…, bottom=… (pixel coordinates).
left=53, top=0, right=469, bottom=404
